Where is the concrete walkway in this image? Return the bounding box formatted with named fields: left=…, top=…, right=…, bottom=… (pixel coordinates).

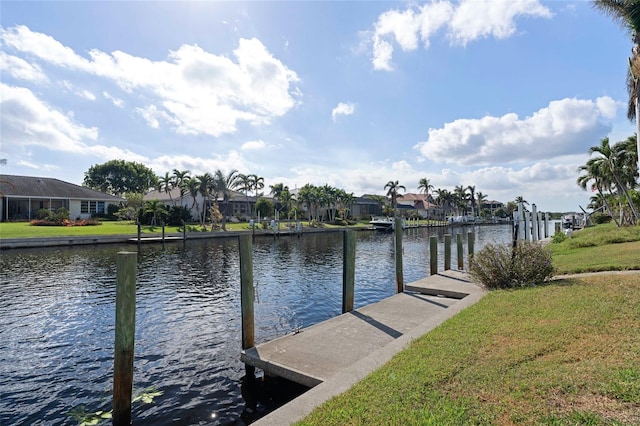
left=246, top=270, right=485, bottom=425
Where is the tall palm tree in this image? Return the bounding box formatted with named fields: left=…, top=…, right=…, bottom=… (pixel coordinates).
left=476, top=191, right=488, bottom=216
left=195, top=173, right=214, bottom=228
left=578, top=157, right=620, bottom=226
left=214, top=169, right=239, bottom=230
left=593, top=0, right=640, bottom=174
left=384, top=180, right=405, bottom=218
left=514, top=196, right=529, bottom=207
left=237, top=174, right=252, bottom=219
left=417, top=178, right=433, bottom=203
left=158, top=172, right=175, bottom=206
left=172, top=169, right=191, bottom=208
left=453, top=185, right=469, bottom=215
left=467, top=185, right=476, bottom=217
left=589, top=137, right=638, bottom=223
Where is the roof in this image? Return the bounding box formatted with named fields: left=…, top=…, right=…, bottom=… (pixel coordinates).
left=0, top=174, right=123, bottom=201
left=397, top=193, right=427, bottom=202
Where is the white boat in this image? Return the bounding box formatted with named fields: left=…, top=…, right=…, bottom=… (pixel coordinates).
left=369, top=216, right=399, bottom=232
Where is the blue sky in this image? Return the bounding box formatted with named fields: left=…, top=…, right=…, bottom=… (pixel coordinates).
left=0, top=0, right=635, bottom=212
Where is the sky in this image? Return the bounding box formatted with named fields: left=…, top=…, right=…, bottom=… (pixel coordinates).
left=0, top=0, right=636, bottom=213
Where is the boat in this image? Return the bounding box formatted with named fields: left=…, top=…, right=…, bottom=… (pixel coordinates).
left=369, top=216, right=396, bottom=232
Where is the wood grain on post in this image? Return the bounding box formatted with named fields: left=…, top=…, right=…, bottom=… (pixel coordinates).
left=342, top=230, right=355, bottom=313
left=444, top=234, right=451, bottom=271
left=394, top=218, right=403, bottom=293
left=113, top=251, right=137, bottom=426
left=456, top=233, right=463, bottom=270
left=239, top=234, right=255, bottom=350
left=429, top=235, right=438, bottom=276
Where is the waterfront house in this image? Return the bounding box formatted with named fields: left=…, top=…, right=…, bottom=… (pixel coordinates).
left=397, top=193, right=443, bottom=219
left=0, top=174, right=123, bottom=222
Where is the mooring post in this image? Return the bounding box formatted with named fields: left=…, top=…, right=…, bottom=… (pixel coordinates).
left=429, top=235, right=438, bottom=275
left=182, top=220, right=186, bottom=247
left=137, top=221, right=141, bottom=246
left=524, top=212, right=531, bottom=241
left=456, top=233, right=463, bottom=270
left=239, top=234, right=255, bottom=353
left=444, top=234, right=451, bottom=270
left=394, top=217, right=403, bottom=293
left=467, top=232, right=475, bottom=268
left=544, top=212, right=549, bottom=238
left=113, top=251, right=137, bottom=426
left=532, top=204, right=538, bottom=241
left=342, top=230, right=355, bottom=313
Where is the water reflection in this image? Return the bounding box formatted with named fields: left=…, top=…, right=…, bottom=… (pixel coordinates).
left=0, top=225, right=511, bottom=425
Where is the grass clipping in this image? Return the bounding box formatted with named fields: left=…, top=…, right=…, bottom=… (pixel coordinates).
left=298, top=274, right=640, bottom=425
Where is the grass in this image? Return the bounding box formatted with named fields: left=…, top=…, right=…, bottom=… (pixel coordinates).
left=550, top=223, right=640, bottom=274
left=297, top=274, right=640, bottom=425
left=295, top=222, right=640, bottom=425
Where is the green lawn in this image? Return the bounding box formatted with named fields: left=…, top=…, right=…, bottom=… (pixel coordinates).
left=298, top=273, right=640, bottom=426
left=297, top=223, right=640, bottom=425
left=550, top=223, right=640, bottom=274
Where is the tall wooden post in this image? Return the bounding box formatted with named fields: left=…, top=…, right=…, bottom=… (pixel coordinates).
left=429, top=235, right=438, bottom=275
left=342, top=230, right=355, bottom=313
left=444, top=234, right=451, bottom=271
left=456, top=233, right=463, bottom=270
left=467, top=232, right=475, bottom=267
left=531, top=204, right=538, bottom=241
left=113, top=251, right=137, bottom=426
left=239, top=235, right=254, bottom=351
left=394, top=218, right=403, bottom=293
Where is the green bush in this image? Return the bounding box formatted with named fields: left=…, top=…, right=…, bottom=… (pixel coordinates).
left=590, top=212, right=612, bottom=224
left=36, top=208, right=53, bottom=220
left=551, top=230, right=566, bottom=244
left=470, top=241, right=555, bottom=289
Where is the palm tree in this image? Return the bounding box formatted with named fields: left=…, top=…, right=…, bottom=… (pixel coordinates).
left=467, top=185, right=476, bottom=217
left=172, top=169, right=191, bottom=207
left=237, top=174, right=252, bottom=219
left=158, top=172, right=175, bottom=206
left=195, top=173, right=214, bottom=228
left=476, top=191, right=488, bottom=216
left=215, top=169, right=239, bottom=230
left=184, top=177, right=200, bottom=222
left=453, top=185, right=469, bottom=215
left=417, top=178, right=433, bottom=203
left=269, top=183, right=285, bottom=199
left=593, top=0, right=640, bottom=174
left=578, top=157, right=620, bottom=226
left=143, top=199, right=168, bottom=226
left=514, top=196, right=529, bottom=207
left=588, top=137, right=638, bottom=224
left=384, top=180, right=405, bottom=218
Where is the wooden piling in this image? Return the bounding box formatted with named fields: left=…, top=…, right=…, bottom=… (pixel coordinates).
left=467, top=231, right=475, bottom=266
left=456, top=233, right=463, bottom=270
left=444, top=234, right=451, bottom=271
left=239, top=235, right=254, bottom=350
left=342, top=230, right=355, bottom=313
left=113, top=251, right=137, bottom=426
left=429, top=235, right=438, bottom=276
left=394, top=217, right=403, bottom=293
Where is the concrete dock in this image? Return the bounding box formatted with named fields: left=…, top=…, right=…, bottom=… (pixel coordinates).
left=242, top=269, right=486, bottom=425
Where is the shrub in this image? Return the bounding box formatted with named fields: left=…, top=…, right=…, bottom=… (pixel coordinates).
left=590, top=212, right=612, bottom=224
left=551, top=230, right=566, bottom=244
left=36, top=208, right=53, bottom=220
left=470, top=241, right=555, bottom=289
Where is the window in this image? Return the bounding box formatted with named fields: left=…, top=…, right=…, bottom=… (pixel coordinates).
left=81, top=201, right=103, bottom=214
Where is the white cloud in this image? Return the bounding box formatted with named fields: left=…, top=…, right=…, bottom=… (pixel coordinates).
left=0, top=51, right=48, bottom=83
left=331, top=102, right=355, bottom=122
left=448, top=0, right=553, bottom=46
left=103, top=91, right=124, bottom=108
left=0, top=83, right=144, bottom=163
left=414, top=97, right=616, bottom=166
left=241, top=140, right=267, bottom=150
left=369, top=0, right=552, bottom=71
left=77, top=89, right=96, bottom=101
left=0, top=25, right=301, bottom=137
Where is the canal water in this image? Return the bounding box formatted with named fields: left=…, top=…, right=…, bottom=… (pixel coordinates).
left=0, top=225, right=512, bottom=425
